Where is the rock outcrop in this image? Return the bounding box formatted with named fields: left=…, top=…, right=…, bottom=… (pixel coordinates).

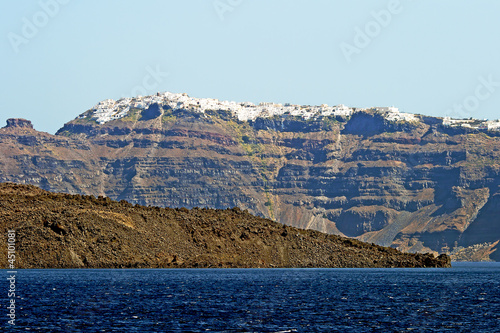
left=5, top=118, right=33, bottom=129
left=0, top=93, right=499, bottom=261
left=0, top=183, right=451, bottom=268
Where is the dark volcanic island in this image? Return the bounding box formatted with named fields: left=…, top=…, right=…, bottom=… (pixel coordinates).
left=0, top=92, right=499, bottom=262
left=0, top=183, right=450, bottom=268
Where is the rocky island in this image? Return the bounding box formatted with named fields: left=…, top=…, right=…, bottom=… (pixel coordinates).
left=0, top=183, right=450, bottom=268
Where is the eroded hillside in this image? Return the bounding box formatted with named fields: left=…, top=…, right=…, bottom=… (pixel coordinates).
left=0, top=183, right=450, bottom=268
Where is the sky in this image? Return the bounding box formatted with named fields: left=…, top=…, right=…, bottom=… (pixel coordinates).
left=1, top=0, right=500, bottom=134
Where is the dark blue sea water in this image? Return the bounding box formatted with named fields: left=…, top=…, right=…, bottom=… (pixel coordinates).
left=2, top=263, right=499, bottom=332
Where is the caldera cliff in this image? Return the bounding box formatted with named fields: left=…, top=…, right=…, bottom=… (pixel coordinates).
left=0, top=92, right=499, bottom=261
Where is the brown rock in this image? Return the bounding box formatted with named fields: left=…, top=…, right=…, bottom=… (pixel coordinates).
left=0, top=183, right=450, bottom=269
left=5, top=118, right=34, bottom=129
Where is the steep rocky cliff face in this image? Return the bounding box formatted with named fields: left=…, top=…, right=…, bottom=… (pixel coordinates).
left=1, top=99, right=499, bottom=261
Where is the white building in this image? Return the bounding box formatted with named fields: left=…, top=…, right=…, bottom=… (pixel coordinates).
left=487, top=120, right=500, bottom=131
left=374, top=106, right=399, bottom=113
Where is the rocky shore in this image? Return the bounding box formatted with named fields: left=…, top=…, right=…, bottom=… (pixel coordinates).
left=0, top=183, right=450, bottom=268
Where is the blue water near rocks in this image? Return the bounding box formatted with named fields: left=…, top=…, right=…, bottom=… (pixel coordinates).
left=2, top=262, right=499, bottom=332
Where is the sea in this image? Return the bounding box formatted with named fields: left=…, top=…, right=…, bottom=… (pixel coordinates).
left=2, top=262, right=499, bottom=332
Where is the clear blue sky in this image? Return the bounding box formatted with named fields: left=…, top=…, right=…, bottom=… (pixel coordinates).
left=2, top=0, right=500, bottom=134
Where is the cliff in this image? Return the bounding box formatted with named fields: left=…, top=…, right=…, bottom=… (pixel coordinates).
left=0, top=92, right=499, bottom=261
left=0, top=183, right=450, bottom=268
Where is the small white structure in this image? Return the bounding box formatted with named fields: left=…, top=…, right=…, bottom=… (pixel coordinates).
left=333, top=104, right=352, bottom=116
left=374, top=106, right=399, bottom=113
left=486, top=120, right=500, bottom=131
left=386, top=111, right=418, bottom=122
left=442, top=117, right=474, bottom=127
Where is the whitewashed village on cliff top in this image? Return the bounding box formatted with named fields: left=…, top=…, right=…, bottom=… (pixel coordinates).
left=83, top=92, right=500, bottom=131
